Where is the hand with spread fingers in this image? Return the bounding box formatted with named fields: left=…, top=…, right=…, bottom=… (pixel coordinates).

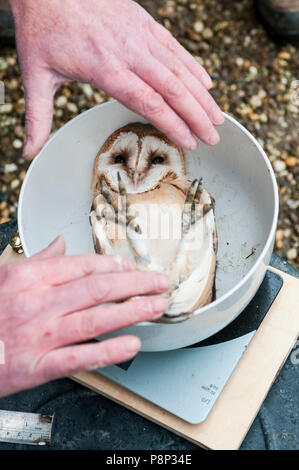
left=9, top=0, right=223, bottom=160
left=0, top=236, right=169, bottom=397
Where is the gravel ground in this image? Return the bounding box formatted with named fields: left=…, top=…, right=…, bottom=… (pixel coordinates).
left=0, top=0, right=298, bottom=267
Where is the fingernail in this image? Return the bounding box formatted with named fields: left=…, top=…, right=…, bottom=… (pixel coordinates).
left=126, top=337, right=141, bottom=354
left=185, top=134, right=198, bottom=150
left=202, top=74, right=212, bottom=89
left=87, top=363, right=100, bottom=371
left=150, top=297, right=168, bottom=318
left=212, top=109, right=224, bottom=126
left=22, top=138, right=32, bottom=160
left=207, top=128, right=220, bottom=145
left=156, top=274, right=170, bottom=291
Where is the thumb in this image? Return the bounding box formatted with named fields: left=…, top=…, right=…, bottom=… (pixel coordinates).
left=22, top=70, right=55, bottom=160
left=32, top=235, right=66, bottom=260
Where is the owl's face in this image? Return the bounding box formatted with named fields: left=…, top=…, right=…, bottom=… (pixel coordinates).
left=93, top=123, right=186, bottom=194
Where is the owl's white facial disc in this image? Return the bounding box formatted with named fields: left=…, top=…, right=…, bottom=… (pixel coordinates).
left=96, top=130, right=185, bottom=194
left=135, top=135, right=184, bottom=193
left=96, top=131, right=139, bottom=191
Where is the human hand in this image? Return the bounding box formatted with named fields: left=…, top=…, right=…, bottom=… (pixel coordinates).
left=10, top=0, right=223, bottom=160
left=0, top=236, right=168, bottom=397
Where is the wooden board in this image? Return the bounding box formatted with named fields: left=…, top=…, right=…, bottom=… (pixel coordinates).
left=1, top=245, right=298, bottom=450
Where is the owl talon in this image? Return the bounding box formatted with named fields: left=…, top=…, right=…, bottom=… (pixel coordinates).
left=100, top=178, right=120, bottom=218
left=182, top=178, right=202, bottom=234
left=191, top=179, right=203, bottom=225
left=203, top=202, right=215, bottom=216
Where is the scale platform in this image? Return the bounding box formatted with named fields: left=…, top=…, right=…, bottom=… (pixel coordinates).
left=1, top=245, right=298, bottom=450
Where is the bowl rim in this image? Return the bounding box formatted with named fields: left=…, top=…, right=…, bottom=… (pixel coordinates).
left=18, top=101, right=279, bottom=321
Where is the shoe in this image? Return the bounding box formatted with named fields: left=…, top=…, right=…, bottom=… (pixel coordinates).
left=0, top=1, right=15, bottom=45
left=255, top=0, right=299, bottom=43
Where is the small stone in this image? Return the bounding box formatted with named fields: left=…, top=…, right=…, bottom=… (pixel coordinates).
left=14, top=125, right=24, bottom=138
left=278, top=51, right=291, bottom=60
left=202, top=28, right=213, bottom=39
left=0, top=103, right=13, bottom=114
left=79, top=83, right=94, bottom=99
left=0, top=58, right=8, bottom=71
left=258, top=89, right=267, bottom=99
left=260, top=113, right=268, bottom=123
left=284, top=228, right=291, bottom=238
left=157, top=5, right=175, bottom=17
left=287, top=104, right=298, bottom=114
left=223, top=36, right=232, bottom=44
left=55, top=96, right=67, bottom=108
left=10, top=179, right=20, bottom=189
left=273, top=160, right=286, bottom=172
left=286, top=156, right=297, bottom=167
left=193, top=20, right=204, bottom=33
left=4, top=163, right=17, bottom=173
left=54, top=109, right=63, bottom=118
left=287, top=248, right=297, bottom=260
left=236, top=57, right=244, bottom=67
left=13, top=139, right=23, bottom=149
left=276, top=240, right=283, bottom=249
left=62, top=87, right=72, bottom=99
left=250, top=95, right=262, bottom=108
left=249, top=66, right=258, bottom=76
left=214, top=21, right=228, bottom=32
left=94, top=92, right=105, bottom=104
left=6, top=56, right=16, bottom=66
left=276, top=229, right=284, bottom=241
left=67, top=102, right=78, bottom=113
left=19, top=170, right=27, bottom=181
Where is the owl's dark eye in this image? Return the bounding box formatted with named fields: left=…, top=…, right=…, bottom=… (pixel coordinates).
left=151, top=156, right=164, bottom=165
left=114, top=154, right=126, bottom=164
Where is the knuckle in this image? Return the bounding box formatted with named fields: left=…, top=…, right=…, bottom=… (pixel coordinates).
left=164, top=76, right=184, bottom=99
left=166, top=34, right=178, bottom=53
left=78, top=254, right=95, bottom=277
left=111, top=64, right=128, bottom=83
left=123, top=300, right=141, bottom=324
left=43, top=351, right=78, bottom=378
left=80, top=313, right=96, bottom=338
left=85, top=276, right=109, bottom=304
left=64, top=351, right=79, bottom=372
left=61, top=321, right=81, bottom=343
left=99, top=343, right=113, bottom=368
left=171, top=60, right=184, bottom=79
left=140, top=90, right=165, bottom=117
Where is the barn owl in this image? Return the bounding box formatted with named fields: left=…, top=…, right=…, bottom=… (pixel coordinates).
left=90, top=122, right=217, bottom=322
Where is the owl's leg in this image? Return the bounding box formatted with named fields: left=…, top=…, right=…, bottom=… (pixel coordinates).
left=99, top=176, right=148, bottom=264
left=163, top=179, right=215, bottom=321
left=181, top=178, right=214, bottom=233
left=117, top=173, right=141, bottom=234
left=89, top=196, right=116, bottom=256
left=117, top=173, right=152, bottom=268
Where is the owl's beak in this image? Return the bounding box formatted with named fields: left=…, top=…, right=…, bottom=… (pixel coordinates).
left=133, top=172, right=140, bottom=189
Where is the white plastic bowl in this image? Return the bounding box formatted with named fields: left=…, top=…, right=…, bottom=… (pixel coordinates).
left=18, top=100, right=279, bottom=351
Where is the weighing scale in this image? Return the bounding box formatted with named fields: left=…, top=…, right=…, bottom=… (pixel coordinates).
left=0, top=242, right=298, bottom=450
